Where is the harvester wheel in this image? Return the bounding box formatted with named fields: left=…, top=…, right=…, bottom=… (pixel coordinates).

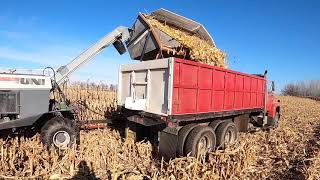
left=215, top=121, right=238, bottom=149
left=184, top=126, right=216, bottom=157
left=41, top=117, right=76, bottom=149
left=176, top=123, right=198, bottom=156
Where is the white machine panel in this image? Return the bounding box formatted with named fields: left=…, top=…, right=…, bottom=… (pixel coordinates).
left=0, top=73, right=52, bottom=90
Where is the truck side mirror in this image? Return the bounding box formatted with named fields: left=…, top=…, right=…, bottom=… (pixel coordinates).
left=113, top=39, right=127, bottom=55
left=271, top=81, right=275, bottom=92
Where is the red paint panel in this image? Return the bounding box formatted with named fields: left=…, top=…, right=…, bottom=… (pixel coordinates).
left=243, top=92, right=251, bottom=108
left=198, top=90, right=211, bottom=112
left=179, top=88, right=197, bottom=113
left=250, top=92, right=257, bottom=107
left=0, top=77, right=19, bottom=81
left=261, top=80, right=265, bottom=92
left=212, top=90, right=224, bottom=111
left=172, top=87, right=179, bottom=114
left=213, top=70, right=225, bottom=90
left=199, top=67, right=212, bottom=89
left=257, top=79, right=264, bottom=92
left=174, top=62, right=180, bottom=86
left=234, top=92, right=243, bottom=109
left=251, top=78, right=258, bottom=92
left=171, top=58, right=266, bottom=115
left=225, top=73, right=235, bottom=90
left=257, top=93, right=264, bottom=106
left=235, top=75, right=244, bottom=91
left=244, top=76, right=251, bottom=92
left=224, top=91, right=235, bottom=110
left=181, top=64, right=198, bottom=88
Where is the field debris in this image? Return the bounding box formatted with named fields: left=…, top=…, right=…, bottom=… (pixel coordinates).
left=0, top=87, right=320, bottom=179
left=144, top=15, right=227, bottom=68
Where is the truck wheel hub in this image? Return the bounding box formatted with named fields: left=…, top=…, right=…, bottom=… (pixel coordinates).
left=224, top=129, right=235, bottom=146
left=225, top=131, right=232, bottom=145
left=53, top=131, right=71, bottom=148
left=198, top=136, right=210, bottom=155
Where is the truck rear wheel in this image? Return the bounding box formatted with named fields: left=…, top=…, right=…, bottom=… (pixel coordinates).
left=41, top=117, right=76, bottom=149
left=177, top=124, right=198, bottom=156
left=215, top=121, right=238, bottom=149
left=184, top=126, right=216, bottom=157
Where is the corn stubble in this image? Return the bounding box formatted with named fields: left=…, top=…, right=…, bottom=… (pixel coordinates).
left=1, top=86, right=320, bottom=179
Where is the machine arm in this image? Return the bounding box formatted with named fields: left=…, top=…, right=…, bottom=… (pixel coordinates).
left=54, top=26, right=131, bottom=86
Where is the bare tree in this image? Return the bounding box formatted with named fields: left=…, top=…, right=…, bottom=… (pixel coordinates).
left=282, top=80, right=320, bottom=97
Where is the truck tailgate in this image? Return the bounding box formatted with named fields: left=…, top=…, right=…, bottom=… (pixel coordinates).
left=118, top=58, right=173, bottom=116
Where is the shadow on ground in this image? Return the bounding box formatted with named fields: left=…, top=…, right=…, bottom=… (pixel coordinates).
left=71, top=160, right=101, bottom=180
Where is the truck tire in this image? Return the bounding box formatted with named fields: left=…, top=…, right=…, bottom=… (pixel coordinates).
left=184, top=126, right=216, bottom=157
left=176, top=124, right=198, bottom=156
left=41, top=117, right=76, bottom=149
left=267, top=112, right=280, bottom=128
left=209, top=120, right=223, bottom=131
left=215, top=121, right=238, bottom=149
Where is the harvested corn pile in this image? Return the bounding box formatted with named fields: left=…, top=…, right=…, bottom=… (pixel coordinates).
left=145, top=15, right=227, bottom=68
left=0, top=95, right=320, bottom=179
left=60, top=82, right=117, bottom=121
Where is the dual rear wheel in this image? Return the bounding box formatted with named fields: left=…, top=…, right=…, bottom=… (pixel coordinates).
left=180, top=121, right=238, bottom=157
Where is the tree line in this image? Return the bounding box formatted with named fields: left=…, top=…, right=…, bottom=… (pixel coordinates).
left=282, top=80, right=320, bottom=97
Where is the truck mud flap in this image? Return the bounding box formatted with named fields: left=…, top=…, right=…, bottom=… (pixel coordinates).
left=159, top=127, right=179, bottom=161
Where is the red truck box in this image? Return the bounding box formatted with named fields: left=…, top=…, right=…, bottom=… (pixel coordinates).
left=118, top=57, right=276, bottom=123
left=172, top=58, right=265, bottom=115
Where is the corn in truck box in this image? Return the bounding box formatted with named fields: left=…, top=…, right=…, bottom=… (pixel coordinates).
left=116, top=57, right=280, bottom=160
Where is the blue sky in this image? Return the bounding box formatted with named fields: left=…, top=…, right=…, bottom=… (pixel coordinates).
left=0, top=0, right=319, bottom=90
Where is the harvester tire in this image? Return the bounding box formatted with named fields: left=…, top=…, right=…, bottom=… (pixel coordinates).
left=215, top=121, right=238, bottom=149
left=184, top=126, right=216, bottom=157
left=41, top=116, right=76, bottom=149
left=176, top=123, right=198, bottom=156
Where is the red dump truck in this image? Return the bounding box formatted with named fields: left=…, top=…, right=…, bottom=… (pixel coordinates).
left=116, top=57, right=280, bottom=160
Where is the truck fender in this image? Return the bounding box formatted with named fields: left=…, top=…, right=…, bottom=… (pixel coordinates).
left=159, top=127, right=180, bottom=161
left=176, top=123, right=198, bottom=156
left=269, top=103, right=280, bottom=119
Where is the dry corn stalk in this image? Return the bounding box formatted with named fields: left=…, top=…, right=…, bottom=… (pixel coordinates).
left=145, top=15, right=227, bottom=68
left=60, top=82, right=117, bottom=121
left=1, top=88, right=320, bottom=179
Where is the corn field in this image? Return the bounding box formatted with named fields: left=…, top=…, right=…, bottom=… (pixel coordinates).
left=60, top=82, right=117, bottom=121
left=0, top=84, right=320, bottom=179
